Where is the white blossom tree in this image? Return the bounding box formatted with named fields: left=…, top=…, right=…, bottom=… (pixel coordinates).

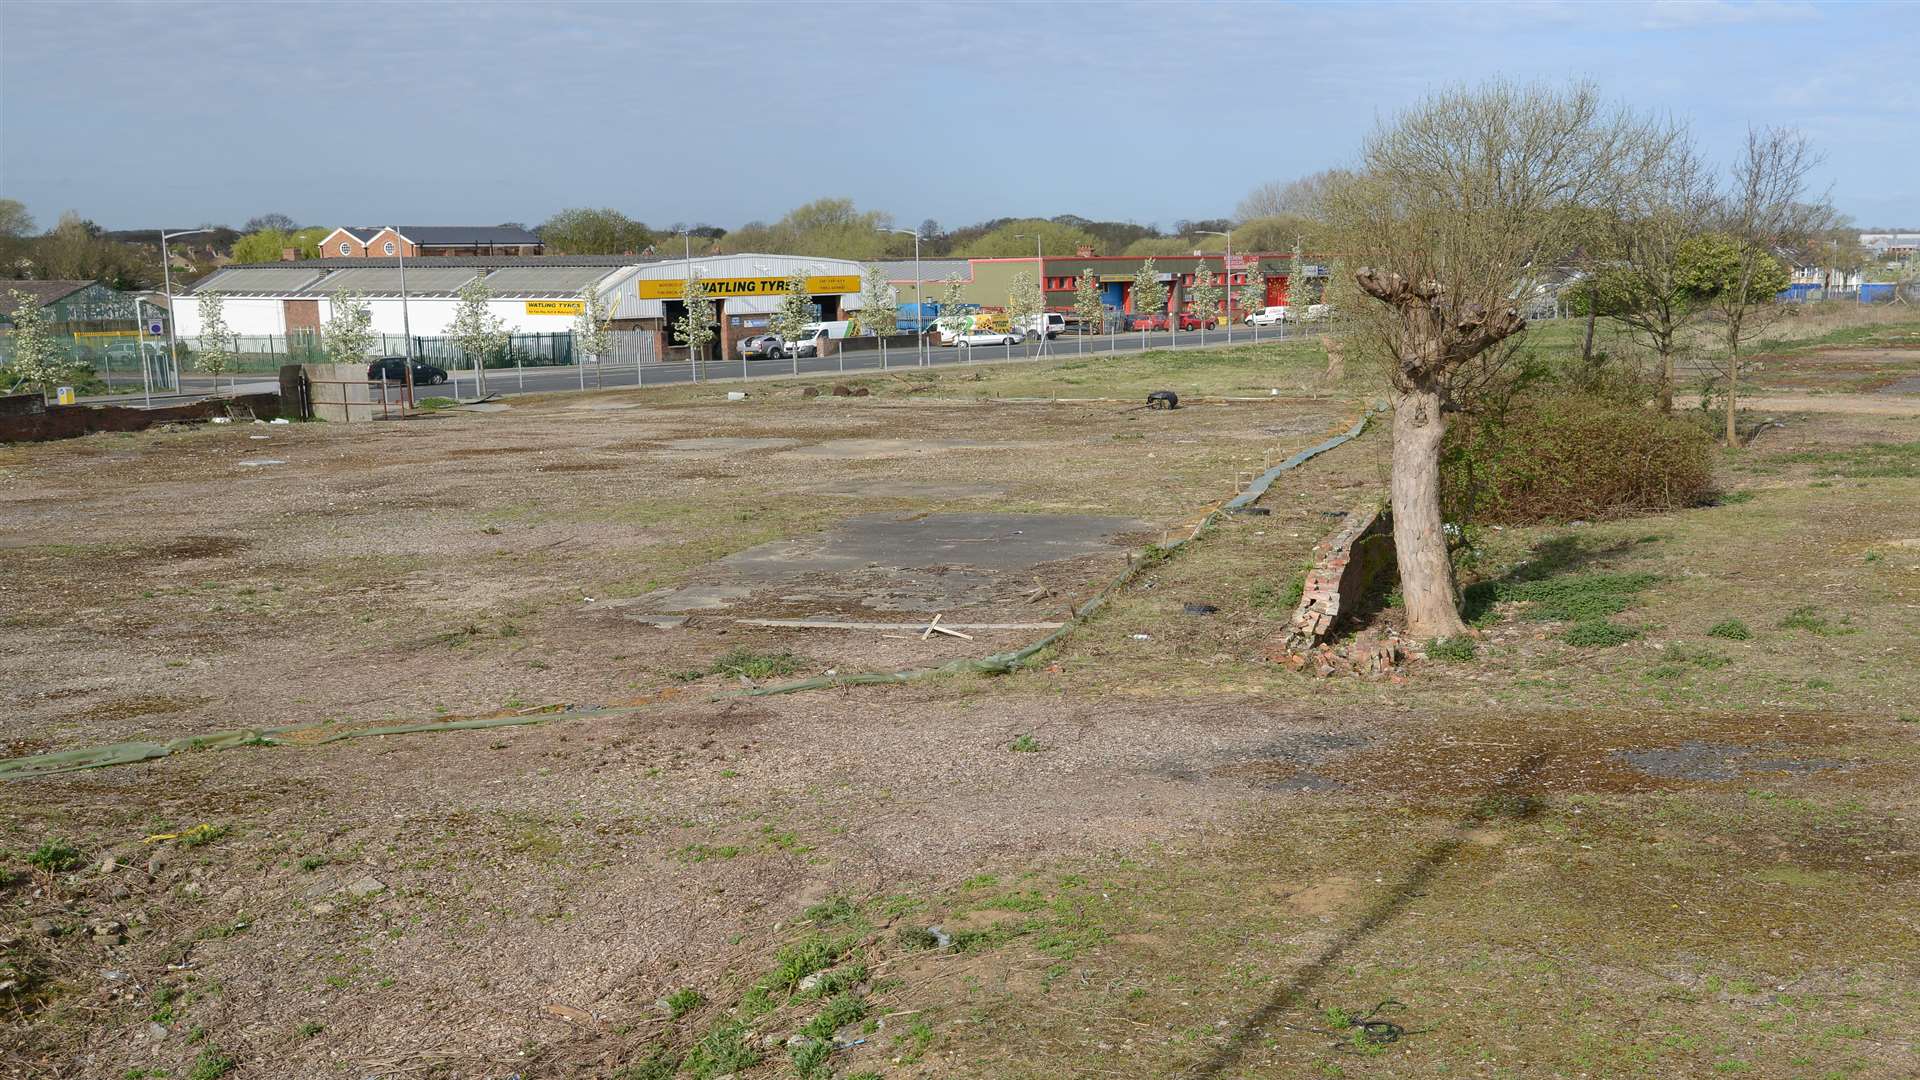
left=676, top=273, right=719, bottom=363
left=1130, top=258, right=1165, bottom=326
left=934, top=273, right=970, bottom=338
left=2, top=289, right=86, bottom=395
left=1189, top=262, right=1224, bottom=327
left=1006, top=269, right=1043, bottom=342
left=858, top=264, right=896, bottom=336
left=1073, top=268, right=1104, bottom=346
left=571, top=284, right=615, bottom=367
left=321, top=292, right=375, bottom=368
left=769, top=269, right=812, bottom=344
left=1287, top=239, right=1312, bottom=312
left=1239, top=260, right=1268, bottom=322
left=196, top=292, right=237, bottom=391
left=449, top=277, right=509, bottom=393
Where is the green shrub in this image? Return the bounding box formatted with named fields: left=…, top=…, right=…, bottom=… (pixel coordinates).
left=663, top=988, right=703, bottom=1019
left=708, top=648, right=805, bottom=679
left=801, top=991, right=867, bottom=1039
left=683, top=1021, right=760, bottom=1079
left=1707, top=619, right=1752, bottom=641
left=1443, top=391, right=1715, bottom=524
left=1428, top=636, right=1478, bottom=662
left=1778, top=606, right=1858, bottom=636
left=1563, top=620, right=1641, bottom=647
left=28, top=839, right=83, bottom=873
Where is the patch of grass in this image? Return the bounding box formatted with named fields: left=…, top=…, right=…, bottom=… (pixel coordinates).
left=297, top=854, right=329, bottom=872
left=1774, top=440, right=1920, bottom=478
left=1716, top=490, right=1756, bottom=505
left=184, top=1050, right=235, bottom=1080
left=1563, top=620, right=1641, bottom=647
left=708, top=647, right=807, bottom=680
left=1251, top=569, right=1307, bottom=615
left=1428, top=636, right=1478, bottom=662
left=802, top=895, right=861, bottom=927
left=295, top=1021, right=323, bottom=1039
left=149, top=985, right=181, bottom=1023
left=1663, top=643, right=1731, bottom=670
left=664, top=987, right=703, bottom=1019
left=176, top=823, right=229, bottom=848
left=789, top=1037, right=832, bottom=1079
left=28, top=839, right=83, bottom=873
left=1506, top=572, right=1659, bottom=622
left=1707, top=619, right=1752, bottom=641
left=800, top=991, right=867, bottom=1039
left=616, top=1047, right=680, bottom=1080
left=1778, top=606, right=1858, bottom=636
left=1009, top=733, right=1045, bottom=753
left=674, top=844, right=745, bottom=863
left=682, top=1020, right=760, bottom=1079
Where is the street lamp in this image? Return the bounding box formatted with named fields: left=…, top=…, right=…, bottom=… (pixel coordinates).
left=1013, top=232, right=1046, bottom=357
left=1198, top=230, right=1233, bottom=345
left=883, top=228, right=922, bottom=366
left=159, top=227, right=208, bottom=394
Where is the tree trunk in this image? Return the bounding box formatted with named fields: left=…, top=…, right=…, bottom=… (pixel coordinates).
left=1723, top=341, right=1739, bottom=446
left=1390, top=386, right=1469, bottom=640
left=1658, top=350, right=1674, bottom=415
left=1581, top=309, right=1597, bottom=366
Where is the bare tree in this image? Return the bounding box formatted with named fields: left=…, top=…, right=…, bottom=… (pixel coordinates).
left=1324, top=81, right=1663, bottom=640
left=1237, top=171, right=1341, bottom=221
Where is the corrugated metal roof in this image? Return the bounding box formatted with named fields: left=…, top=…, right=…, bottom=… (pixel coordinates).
left=480, top=265, right=619, bottom=296
left=232, top=255, right=665, bottom=269
left=192, top=267, right=326, bottom=294
left=301, top=266, right=479, bottom=296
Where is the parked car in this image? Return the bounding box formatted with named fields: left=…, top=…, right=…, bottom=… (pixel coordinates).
left=1175, top=311, right=1216, bottom=330
left=1302, top=303, right=1333, bottom=320
left=952, top=328, right=1021, bottom=348
left=738, top=333, right=784, bottom=360
left=1246, top=306, right=1289, bottom=326
left=366, top=357, right=448, bottom=384
left=1128, top=313, right=1169, bottom=332
left=1025, top=312, right=1066, bottom=339
left=785, top=328, right=828, bottom=358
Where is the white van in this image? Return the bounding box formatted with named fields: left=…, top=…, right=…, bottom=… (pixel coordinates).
left=1025, top=312, right=1065, bottom=339
left=786, top=321, right=851, bottom=358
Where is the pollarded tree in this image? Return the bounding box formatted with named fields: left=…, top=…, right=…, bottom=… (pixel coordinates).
left=1006, top=270, right=1043, bottom=341
left=1130, top=258, right=1165, bottom=323
left=196, top=292, right=237, bottom=391
left=2, top=288, right=86, bottom=395
left=449, top=277, right=510, bottom=392
left=1238, top=260, right=1268, bottom=322
left=1189, top=262, right=1224, bottom=327
left=1324, top=80, right=1667, bottom=640
left=677, top=273, right=719, bottom=363
left=770, top=269, right=812, bottom=345
left=1073, top=267, right=1105, bottom=340
left=322, top=292, right=375, bottom=367
left=859, top=264, right=897, bottom=336
left=571, top=283, right=615, bottom=367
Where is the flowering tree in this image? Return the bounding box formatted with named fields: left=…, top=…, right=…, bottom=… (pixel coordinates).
left=1073, top=268, right=1104, bottom=340
left=196, top=292, right=237, bottom=390
left=321, top=292, right=375, bottom=367
left=2, top=289, right=86, bottom=395
left=676, top=273, right=718, bottom=362
left=769, top=269, right=812, bottom=344
left=935, top=273, right=970, bottom=337
left=571, top=284, right=615, bottom=366
left=449, top=277, right=509, bottom=393
left=1239, top=260, right=1268, bottom=321
left=1287, top=239, right=1312, bottom=310
left=858, top=264, right=896, bottom=336
left=1130, top=258, right=1165, bottom=323
left=1189, top=263, right=1224, bottom=326
left=1005, top=270, right=1043, bottom=341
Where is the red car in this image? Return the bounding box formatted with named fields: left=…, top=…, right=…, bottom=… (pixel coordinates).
left=1128, top=312, right=1216, bottom=331
left=1176, top=311, right=1217, bottom=330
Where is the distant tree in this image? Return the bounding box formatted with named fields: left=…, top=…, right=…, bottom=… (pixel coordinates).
left=1130, top=258, right=1165, bottom=320
left=717, top=198, right=890, bottom=260
left=33, top=211, right=150, bottom=289
left=243, top=213, right=298, bottom=234
left=858, top=265, right=896, bottom=336
left=676, top=273, right=719, bottom=362
left=571, top=282, right=615, bottom=366
left=1286, top=238, right=1311, bottom=309
left=1, top=288, right=85, bottom=394
left=1232, top=214, right=1321, bottom=254
left=1238, top=260, right=1268, bottom=320
left=1237, top=171, right=1342, bottom=221
left=195, top=292, right=237, bottom=389
left=955, top=219, right=1097, bottom=258
left=1188, top=262, right=1224, bottom=325
left=0, top=200, right=32, bottom=239
left=1006, top=270, right=1043, bottom=338
left=448, top=277, right=509, bottom=392
left=538, top=207, right=653, bottom=255
left=919, top=219, right=942, bottom=241
left=1073, top=267, right=1105, bottom=335
left=321, top=293, right=375, bottom=366
left=935, top=273, right=970, bottom=336
left=1677, top=233, right=1794, bottom=433
left=231, top=227, right=325, bottom=263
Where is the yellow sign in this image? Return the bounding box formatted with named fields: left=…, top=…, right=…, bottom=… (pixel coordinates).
left=525, top=300, right=585, bottom=316
left=73, top=329, right=140, bottom=339
left=636, top=275, right=862, bottom=301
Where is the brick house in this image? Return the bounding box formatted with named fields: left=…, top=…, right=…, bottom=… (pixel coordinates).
left=315, top=226, right=543, bottom=259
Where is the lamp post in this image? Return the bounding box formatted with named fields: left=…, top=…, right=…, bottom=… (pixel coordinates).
left=1199, top=229, right=1232, bottom=345
left=159, top=227, right=208, bottom=394
left=389, top=227, right=422, bottom=402
left=883, top=227, right=922, bottom=366
left=678, top=228, right=699, bottom=382
left=1013, top=232, right=1047, bottom=357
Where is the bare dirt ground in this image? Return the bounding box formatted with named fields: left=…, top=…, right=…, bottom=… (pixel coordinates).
left=3, top=338, right=1917, bottom=1080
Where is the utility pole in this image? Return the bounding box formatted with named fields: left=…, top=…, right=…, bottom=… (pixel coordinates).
left=1200, top=229, right=1232, bottom=345
left=393, top=229, right=421, bottom=401
left=885, top=227, right=923, bottom=366
left=159, top=227, right=208, bottom=394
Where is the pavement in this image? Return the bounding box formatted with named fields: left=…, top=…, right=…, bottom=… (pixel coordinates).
left=79, top=324, right=1315, bottom=406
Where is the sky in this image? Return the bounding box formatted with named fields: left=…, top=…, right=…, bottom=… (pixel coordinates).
left=1, top=0, right=1915, bottom=235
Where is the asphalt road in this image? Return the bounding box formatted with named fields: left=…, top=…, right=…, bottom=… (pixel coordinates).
left=89, top=323, right=1315, bottom=404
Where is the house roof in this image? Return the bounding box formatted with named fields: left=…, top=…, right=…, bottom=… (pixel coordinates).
left=335, top=225, right=543, bottom=247
left=0, top=280, right=98, bottom=318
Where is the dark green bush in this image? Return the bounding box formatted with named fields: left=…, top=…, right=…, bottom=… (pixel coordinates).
left=1443, top=392, right=1715, bottom=525
left=1563, top=620, right=1641, bottom=647
left=1707, top=619, right=1752, bottom=641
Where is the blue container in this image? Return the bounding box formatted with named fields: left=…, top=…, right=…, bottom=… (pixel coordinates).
left=1860, top=283, right=1895, bottom=303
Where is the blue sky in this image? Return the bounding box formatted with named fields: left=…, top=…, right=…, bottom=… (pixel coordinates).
left=2, top=0, right=1914, bottom=233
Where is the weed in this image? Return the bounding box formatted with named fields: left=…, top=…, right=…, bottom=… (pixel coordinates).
left=1646, top=664, right=1689, bottom=681
left=674, top=844, right=744, bottom=863
left=184, top=1050, right=235, bottom=1080
left=28, top=839, right=83, bottom=873
left=298, top=855, right=329, bottom=872
left=1428, top=636, right=1478, bottom=662
left=805, top=962, right=868, bottom=998
left=708, top=648, right=806, bottom=680
left=664, top=987, right=704, bottom=1019
left=149, top=986, right=181, bottom=1023
left=1564, top=620, right=1641, bottom=647
left=177, top=824, right=229, bottom=848
left=1779, top=606, right=1858, bottom=636
left=801, top=991, right=867, bottom=1039
left=789, top=1038, right=832, bottom=1079
left=1251, top=570, right=1307, bottom=614
left=1707, top=619, right=1752, bottom=641
left=896, top=926, right=943, bottom=950
left=1806, top=678, right=1834, bottom=691
left=803, top=895, right=860, bottom=927
left=898, top=1017, right=936, bottom=1063
left=616, top=1047, right=680, bottom=1080
left=296, top=1021, right=323, bottom=1039
left=1717, top=491, right=1756, bottom=505
left=1009, top=733, right=1045, bottom=753
left=1662, top=643, right=1731, bottom=670
left=683, top=1020, right=760, bottom=1079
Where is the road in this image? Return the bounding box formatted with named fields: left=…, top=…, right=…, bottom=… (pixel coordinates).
left=85, top=323, right=1318, bottom=405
